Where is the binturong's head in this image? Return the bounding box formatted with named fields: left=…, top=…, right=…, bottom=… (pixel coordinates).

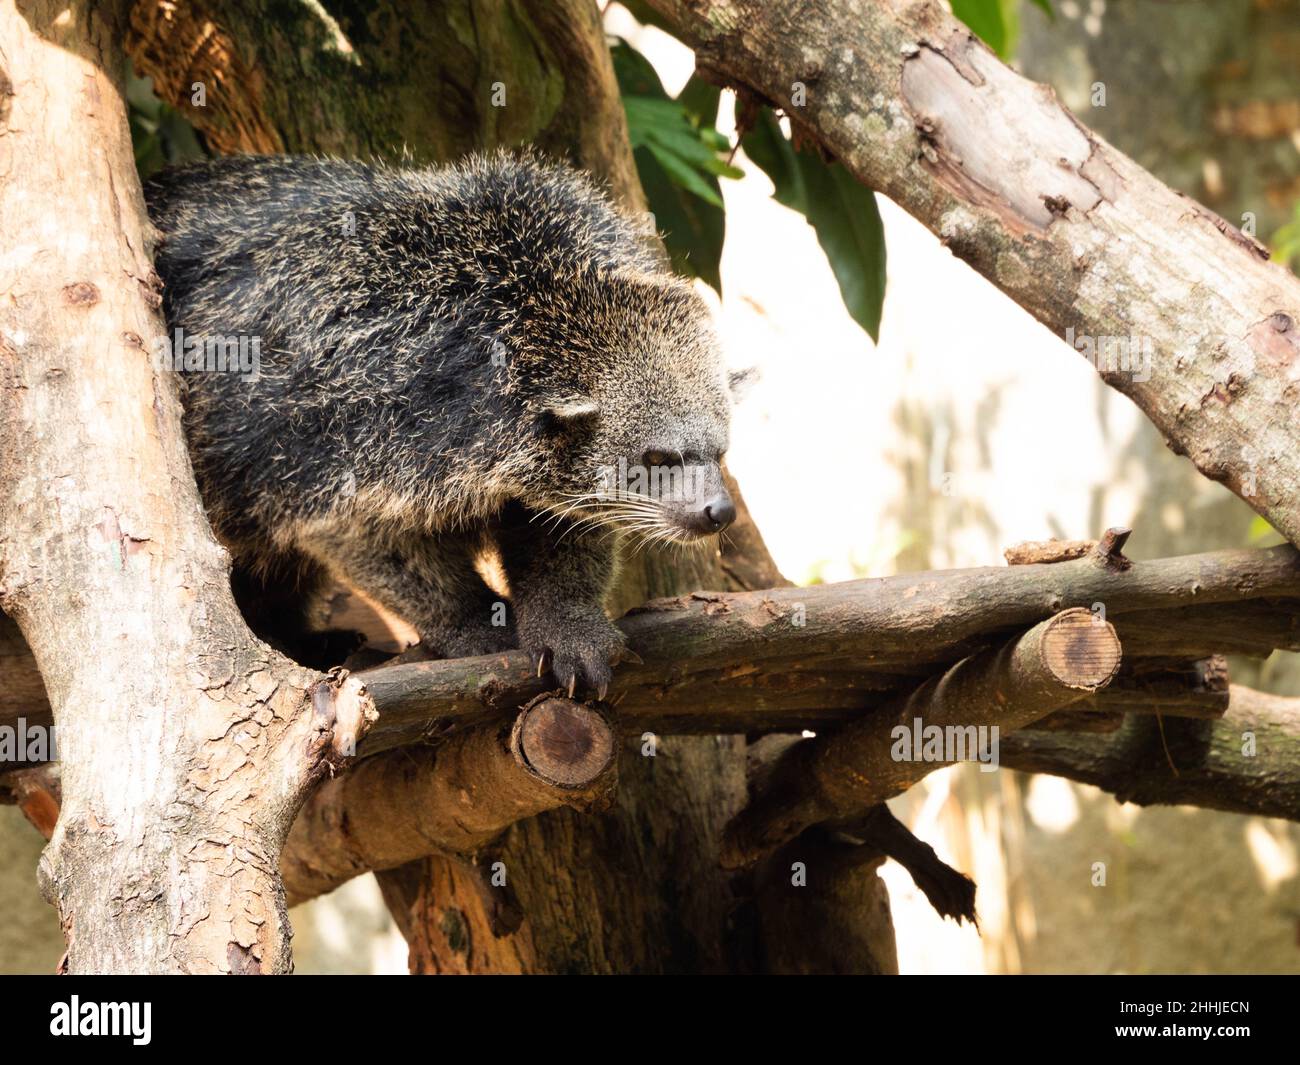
left=524, top=270, right=738, bottom=547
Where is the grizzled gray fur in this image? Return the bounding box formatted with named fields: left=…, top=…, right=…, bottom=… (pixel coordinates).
left=145, top=151, right=736, bottom=694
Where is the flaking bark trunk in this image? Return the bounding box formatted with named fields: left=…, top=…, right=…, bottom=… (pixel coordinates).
left=0, top=0, right=373, bottom=973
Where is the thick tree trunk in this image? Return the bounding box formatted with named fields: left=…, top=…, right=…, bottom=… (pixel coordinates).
left=0, top=0, right=373, bottom=973
left=648, top=0, right=1300, bottom=549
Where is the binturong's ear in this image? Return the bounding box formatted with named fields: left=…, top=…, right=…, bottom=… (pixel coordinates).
left=537, top=394, right=601, bottom=429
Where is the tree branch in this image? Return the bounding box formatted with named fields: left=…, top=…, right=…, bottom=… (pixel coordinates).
left=5, top=543, right=1299, bottom=744
left=647, top=0, right=1300, bottom=547
left=1000, top=685, right=1300, bottom=821
left=281, top=696, right=615, bottom=906
left=721, top=608, right=1123, bottom=868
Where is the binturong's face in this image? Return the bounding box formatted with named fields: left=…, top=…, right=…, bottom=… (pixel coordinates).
left=531, top=275, right=737, bottom=547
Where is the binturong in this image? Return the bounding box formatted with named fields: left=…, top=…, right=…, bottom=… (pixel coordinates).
left=145, top=151, right=737, bottom=696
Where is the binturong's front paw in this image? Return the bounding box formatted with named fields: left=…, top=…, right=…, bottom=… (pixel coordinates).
left=519, top=609, right=633, bottom=700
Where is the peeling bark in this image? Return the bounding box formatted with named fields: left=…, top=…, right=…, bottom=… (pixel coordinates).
left=0, top=0, right=370, bottom=973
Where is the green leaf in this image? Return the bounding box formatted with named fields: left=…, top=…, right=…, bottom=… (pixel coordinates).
left=1248, top=515, right=1282, bottom=544
left=739, top=111, right=806, bottom=210
left=612, top=38, right=736, bottom=293
left=951, top=0, right=1009, bottom=58
left=643, top=142, right=725, bottom=207
left=620, top=94, right=683, bottom=135
left=804, top=165, right=887, bottom=342
left=1029, top=0, right=1054, bottom=17
left=634, top=146, right=724, bottom=293
left=609, top=38, right=667, bottom=98
left=677, top=75, right=721, bottom=128
left=742, top=111, right=887, bottom=341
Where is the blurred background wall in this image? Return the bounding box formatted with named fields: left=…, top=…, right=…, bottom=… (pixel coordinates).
left=2, top=0, right=1297, bottom=974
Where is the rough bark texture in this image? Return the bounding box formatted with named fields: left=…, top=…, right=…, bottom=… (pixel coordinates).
left=5, top=544, right=1298, bottom=742
left=332, top=542, right=1300, bottom=745
left=1002, top=684, right=1300, bottom=821
left=721, top=608, right=1123, bottom=867
left=0, top=0, right=374, bottom=973
left=125, top=0, right=645, bottom=208
left=282, top=697, right=616, bottom=906
left=648, top=0, right=1300, bottom=548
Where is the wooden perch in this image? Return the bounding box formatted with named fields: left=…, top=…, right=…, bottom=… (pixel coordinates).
left=720, top=608, right=1122, bottom=869
left=6, top=541, right=1300, bottom=847
left=4, top=544, right=1299, bottom=743
left=281, top=696, right=615, bottom=905
left=333, top=542, right=1300, bottom=748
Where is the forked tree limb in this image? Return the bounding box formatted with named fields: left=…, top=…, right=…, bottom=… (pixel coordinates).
left=281, top=697, right=616, bottom=906
left=720, top=608, right=1123, bottom=868
left=647, top=0, right=1300, bottom=547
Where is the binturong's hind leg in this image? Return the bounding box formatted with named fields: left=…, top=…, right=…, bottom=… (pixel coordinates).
left=300, top=523, right=515, bottom=659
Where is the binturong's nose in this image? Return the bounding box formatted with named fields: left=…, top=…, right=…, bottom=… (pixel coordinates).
left=702, top=493, right=736, bottom=533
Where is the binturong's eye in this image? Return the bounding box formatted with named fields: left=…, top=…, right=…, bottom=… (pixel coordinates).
left=642, top=449, right=672, bottom=468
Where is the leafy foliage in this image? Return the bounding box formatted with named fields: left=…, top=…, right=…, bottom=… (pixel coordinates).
left=613, top=37, right=887, bottom=341
left=740, top=112, right=887, bottom=342
left=612, top=40, right=738, bottom=292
